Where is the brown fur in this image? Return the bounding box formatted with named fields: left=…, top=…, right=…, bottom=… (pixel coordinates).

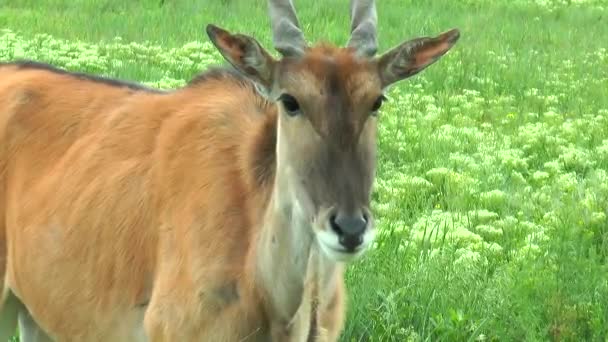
left=0, top=52, right=350, bottom=341
left=0, top=61, right=269, bottom=340
left=0, top=19, right=459, bottom=341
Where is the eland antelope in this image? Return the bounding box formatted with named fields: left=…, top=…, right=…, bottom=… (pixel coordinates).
left=0, top=0, right=459, bottom=340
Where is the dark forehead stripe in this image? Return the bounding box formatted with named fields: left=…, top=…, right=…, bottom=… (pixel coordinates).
left=299, top=46, right=365, bottom=149
left=325, top=63, right=352, bottom=145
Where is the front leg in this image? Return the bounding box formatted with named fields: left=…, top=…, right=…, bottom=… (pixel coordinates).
left=143, top=260, right=201, bottom=342
left=144, top=294, right=194, bottom=342
left=317, top=279, right=345, bottom=342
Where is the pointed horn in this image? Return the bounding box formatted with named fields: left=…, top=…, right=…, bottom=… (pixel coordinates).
left=346, top=0, right=378, bottom=57
left=268, top=0, right=307, bottom=57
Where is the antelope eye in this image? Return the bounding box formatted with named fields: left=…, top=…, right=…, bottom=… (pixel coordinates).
left=371, top=95, right=387, bottom=115
left=278, top=93, right=301, bottom=116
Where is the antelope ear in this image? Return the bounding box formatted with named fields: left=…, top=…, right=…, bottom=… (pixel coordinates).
left=206, top=24, right=277, bottom=89
left=376, top=28, right=460, bottom=88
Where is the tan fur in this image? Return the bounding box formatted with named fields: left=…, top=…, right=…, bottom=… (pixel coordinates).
left=0, top=16, right=459, bottom=340
left=0, top=58, right=352, bottom=341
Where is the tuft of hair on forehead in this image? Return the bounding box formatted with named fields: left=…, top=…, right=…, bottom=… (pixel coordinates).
left=302, top=42, right=369, bottom=69
left=281, top=42, right=379, bottom=92
left=306, top=42, right=350, bottom=56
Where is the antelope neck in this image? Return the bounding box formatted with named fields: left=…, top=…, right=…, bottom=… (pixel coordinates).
left=254, top=183, right=339, bottom=333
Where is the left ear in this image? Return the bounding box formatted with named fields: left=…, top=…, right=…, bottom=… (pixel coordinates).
left=376, top=28, right=460, bottom=88
left=206, top=24, right=277, bottom=89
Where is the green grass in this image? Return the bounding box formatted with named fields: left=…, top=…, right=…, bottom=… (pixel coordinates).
left=2, top=0, right=608, bottom=340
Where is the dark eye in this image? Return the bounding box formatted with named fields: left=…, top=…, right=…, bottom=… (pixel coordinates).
left=371, top=95, right=386, bottom=115
left=278, top=93, right=301, bottom=116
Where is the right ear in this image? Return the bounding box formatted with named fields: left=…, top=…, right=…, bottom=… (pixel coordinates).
left=206, top=24, right=277, bottom=89
left=376, top=28, right=460, bottom=88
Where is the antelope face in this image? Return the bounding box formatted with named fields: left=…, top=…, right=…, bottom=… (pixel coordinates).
left=207, top=0, right=460, bottom=262
left=272, top=48, right=382, bottom=261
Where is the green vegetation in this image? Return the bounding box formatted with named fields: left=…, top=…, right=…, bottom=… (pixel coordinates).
left=2, top=0, right=608, bottom=340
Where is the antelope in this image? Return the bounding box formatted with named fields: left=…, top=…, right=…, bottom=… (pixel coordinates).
left=0, top=0, right=460, bottom=341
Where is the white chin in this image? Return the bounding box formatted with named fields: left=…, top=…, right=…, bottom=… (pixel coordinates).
left=316, top=231, right=371, bottom=263
left=319, top=243, right=366, bottom=262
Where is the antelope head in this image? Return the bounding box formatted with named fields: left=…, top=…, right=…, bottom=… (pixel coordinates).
left=207, top=0, right=460, bottom=262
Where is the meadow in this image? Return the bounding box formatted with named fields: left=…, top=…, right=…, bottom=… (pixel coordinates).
left=1, top=0, right=608, bottom=340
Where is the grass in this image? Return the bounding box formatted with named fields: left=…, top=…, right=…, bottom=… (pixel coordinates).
left=2, top=0, right=608, bottom=340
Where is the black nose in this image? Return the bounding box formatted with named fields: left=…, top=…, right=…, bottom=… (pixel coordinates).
left=330, top=211, right=368, bottom=251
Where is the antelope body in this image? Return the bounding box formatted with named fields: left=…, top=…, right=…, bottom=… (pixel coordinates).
left=0, top=1, right=459, bottom=341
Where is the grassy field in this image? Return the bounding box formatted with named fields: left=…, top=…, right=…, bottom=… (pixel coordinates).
left=2, top=0, right=608, bottom=340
